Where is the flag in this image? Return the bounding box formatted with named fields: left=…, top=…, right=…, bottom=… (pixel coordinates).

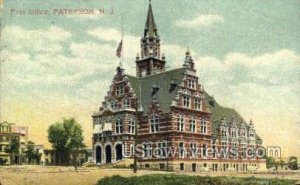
left=116, top=40, right=122, bottom=58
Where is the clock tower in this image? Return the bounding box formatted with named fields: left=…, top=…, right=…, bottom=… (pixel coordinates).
left=136, top=1, right=166, bottom=77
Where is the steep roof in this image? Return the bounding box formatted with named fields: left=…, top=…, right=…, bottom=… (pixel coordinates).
left=126, top=68, right=262, bottom=142
left=204, top=92, right=262, bottom=141
left=127, top=68, right=186, bottom=115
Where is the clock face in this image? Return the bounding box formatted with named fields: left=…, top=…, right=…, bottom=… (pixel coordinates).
left=141, top=69, right=147, bottom=77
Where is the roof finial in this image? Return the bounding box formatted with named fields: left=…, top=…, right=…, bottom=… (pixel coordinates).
left=186, top=47, right=190, bottom=55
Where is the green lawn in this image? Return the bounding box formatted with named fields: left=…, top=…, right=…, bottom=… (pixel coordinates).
left=98, top=174, right=296, bottom=185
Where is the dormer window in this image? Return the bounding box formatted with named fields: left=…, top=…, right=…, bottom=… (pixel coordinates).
left=116, top=85, right=124, bottom=96
left=169, top=80, right=177, bottom=92
left=152, top=83, right=160, bottom=96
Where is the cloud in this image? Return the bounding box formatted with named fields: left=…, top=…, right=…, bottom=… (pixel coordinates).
left=2, top=26, right=71, bottom=54
left=176, top=14, right=223, bottom=28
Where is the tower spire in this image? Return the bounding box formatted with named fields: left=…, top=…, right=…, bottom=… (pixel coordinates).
left=144, top=0, right=158, bottom=38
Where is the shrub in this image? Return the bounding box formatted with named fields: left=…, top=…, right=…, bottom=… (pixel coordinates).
left=97, top=174, right=296, bottom=185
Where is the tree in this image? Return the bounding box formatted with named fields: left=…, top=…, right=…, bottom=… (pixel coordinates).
left=25, top=141, right=35, bottom=164
left=266, top=156, right=275, bottom=169
left=5, top=136, right=20, bottom=165
left=48, top=118, right=85, bottom=166
left=288, top=156, right=298, bottom=170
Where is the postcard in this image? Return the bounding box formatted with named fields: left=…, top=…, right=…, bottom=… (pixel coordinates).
left=0, top=0, right=299, bottom=185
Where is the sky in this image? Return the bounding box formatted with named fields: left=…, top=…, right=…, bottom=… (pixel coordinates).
left=0, top=0, right=300, bottom=159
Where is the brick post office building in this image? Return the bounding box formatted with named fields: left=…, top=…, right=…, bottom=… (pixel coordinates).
left=92, top=2, right=266, bottom=172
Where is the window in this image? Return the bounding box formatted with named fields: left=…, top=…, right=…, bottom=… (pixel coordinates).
left=183, top=95, right=190, bottom=108
left=200, top=118, right=207, bottom=134
left=231, top=128, right=237, bottom=138
left=201, top=144, right=207, bottom=158
left=116, top=85, right=124, bottom=96
left=232, top=143, right=238, bottom=159
left=123, top=99, right=131, bottom=109
left=241, top=144, right=247, bottom=158
left=188, top=79, right=195, bottom=89
left=179, top=142, right=185, bottom=158
left=130, top=144, right=135, bottom=156
left=180, top=163, right=185, bottom=171
left=195, top=98, right=201, bottom=110
left=110, top=101, right=116, bottom=110
left=190, top=143, right=197, bottom=158
left=249, top=129, right=254, bottom=138
left=189, top=116, right=196, bottom=132
left=116, top=119, right=123, bottom=134
left=177, top=114, right=184, bottom=131
left=144, top=143, right=152, bottom=158
left=221, top=142, right=228, bottom=158
left=129, top=118, right=135, bottom=134
left=212, top=139, right=216, bottom=158
left=221, top=126, right=227, bottom=136
left=158, top=141, right=167, bottom=158
left=150, top=114, right=159, bottom=133
left=240, top=128, right=246, bottom=137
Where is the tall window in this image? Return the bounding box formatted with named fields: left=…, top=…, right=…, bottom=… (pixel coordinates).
left=183, top=95, right=190, bottom=108
left=129, top=118, right=135, bottom=134
left=221, top=126, right=227, bottom=136
left=188, top=79, right=195, bottom=89
left=232, top=128, right=238, bottom=138
left=232, top=143, right=238, bottom=159
left=200, top=118, right=207, bottom=134
left=110, top=101, right=116, bottom=110
left=144, top=143, right=152, bottom=158
left=249, top=129, right=254, bottom=138
left=158, top=141, right=167, bottom=158
left=241, top=144, right=247, bottom=158
left=212, top=139, right=216, bottom=158
left=240, top=128, right=246, bottom=137
left=179, top=142, right=185, bottom=158
left=195, top=98, right=201, bottom=110
left=116, top=85, right=124, bottom=96
left=221, top=142, right=228, bottom=158
left=150, top=114, right=159, bottom=133
left=189, top=116, right=196, bottom=132
left=201, top=144, right=207, bottom=158
left=190, top=143, right=197, bottom=158
left=123, top=99, right=131, bottom=109
left=130, top=144, right=135, bottom=156
left=177, top=114, right=184, bottom=131
left=116, top=119, right=123, bottom=134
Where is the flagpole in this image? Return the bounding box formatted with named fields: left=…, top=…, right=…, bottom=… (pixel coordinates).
left=120, top=15, right=124, bottom=68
